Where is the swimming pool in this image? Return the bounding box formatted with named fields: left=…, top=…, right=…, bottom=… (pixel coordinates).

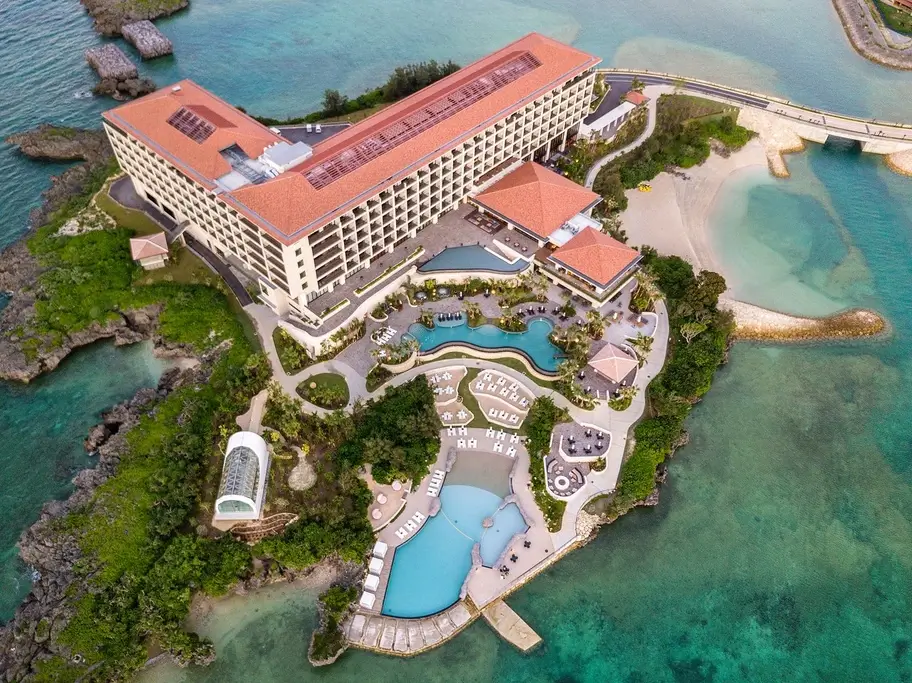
left=381, top=484, right=528, bottom=618
left=417, top=245, right=527, bottom=273
left=406, top=318, right=563, bottom=373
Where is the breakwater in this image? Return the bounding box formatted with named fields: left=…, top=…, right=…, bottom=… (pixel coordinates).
left=721, top=298, right=889, bottom=343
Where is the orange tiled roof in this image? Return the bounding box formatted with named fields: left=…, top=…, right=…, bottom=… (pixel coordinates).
left=103, top=33, right=600, bottom=246
left=104, top=81, right=284, bottom=185
left=588, top=343, right=638, bottom=382
left=549, top=226, right=639, bottom=286
left=473, top=162, right=601, bottom=239
left=129, top=232, right=169, bottom=260
left=624, top=91, right=648, bottom=106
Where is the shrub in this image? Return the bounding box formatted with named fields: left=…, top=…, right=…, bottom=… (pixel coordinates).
left=525, top=396, right=570, bottom=530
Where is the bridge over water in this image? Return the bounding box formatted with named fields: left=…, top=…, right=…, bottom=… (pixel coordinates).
left=598, top=69, right=912, bottom=156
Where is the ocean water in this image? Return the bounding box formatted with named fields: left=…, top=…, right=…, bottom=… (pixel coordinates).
left=0, top=342, right=166, bottom=619
left=0, top=0, right=911, bottom=679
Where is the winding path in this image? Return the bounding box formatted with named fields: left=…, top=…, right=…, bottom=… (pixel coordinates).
left=584, top=93, right=659, bottom=188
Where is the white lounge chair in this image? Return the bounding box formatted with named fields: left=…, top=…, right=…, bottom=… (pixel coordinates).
left=444, top=386, right=455, bottom=395
left=486, top=427, right=496, bottom=438
left=489, top=408, right=497, bottom=417
left=467, top=438, right=477, bottom=449
left=482, top=372, right=492, bottom=381
left=447, top=427, right=456, bottom=436
left=509, top=414, right=519, bottom=424
left=500, top=388, right=510, bottom=397
left=427, top=488, right=439, bottom=498
left=413, top=511, right=426, bottom=522
left=507, top=447, right=517, bottom=458
left=456, top=410, right=467, bottom=420
left=498, top=411, right=507, bottom=420
left=395, top=528, right=407, bottom=540
left=510, top=434, right=520, bottom=443
left=487, top=383, right=497, bottom=392
left=493, top=442, right=503, bottom=453
left=509, top=383, right=518, bottom=391
left=519, top=398, right=529, bottom=408
left=442, top=372, right=452, bottom=381
left=497, top=430, right=506, bottom=441
left=509, top=393, right=519, bottom=402
left=457, top=439, right=466, bottom=448
left=496, top=377, right=506, bottom=386
left=475, top=381, right=486, bottom=390
left=435, top=469, right=445, bottom=477
left=458, top=427, right=468, bottom=435
left=405, top=520, right=417, bottom=532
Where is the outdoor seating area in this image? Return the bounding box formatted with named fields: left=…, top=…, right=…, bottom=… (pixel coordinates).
left=370, top=326, right=397, bottom=345
left=426, top=469, right=446, bottom=498
left=465, top=208, right=505, bottom=233
left=364, top=467, right=410, bottom=531
left=545, top=457, right=587, bottom=497
left=360, top=541, right=389, bottom=609
left=448, top=426, right=521, bottom=459
left=470, top=370, right=533, bottom=428
left=555, top=423, right=610, bottom=461
left=393, top=510, right=428, bottom=540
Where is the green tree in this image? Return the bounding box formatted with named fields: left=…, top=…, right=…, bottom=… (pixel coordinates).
left=628, top=332, right=653, bottom=366
left=322, top=89, right=348, bottom=116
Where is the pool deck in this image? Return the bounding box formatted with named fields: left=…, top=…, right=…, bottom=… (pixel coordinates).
left=344, top=600, right=476, bottom=655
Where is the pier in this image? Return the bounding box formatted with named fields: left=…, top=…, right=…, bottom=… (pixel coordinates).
left=481, top=599, right=542, bottom=652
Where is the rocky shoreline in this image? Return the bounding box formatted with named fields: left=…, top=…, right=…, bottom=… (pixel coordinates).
left=830, top=0, right=912, bottom=70
left=720, top=299, right=890, bottom=343
left=0, top=363, right=200, bottom=680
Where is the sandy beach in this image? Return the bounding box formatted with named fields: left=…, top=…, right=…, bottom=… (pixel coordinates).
left=621, top=140, right=887, bottom=340
left=622, top=137, right=769, bottom=276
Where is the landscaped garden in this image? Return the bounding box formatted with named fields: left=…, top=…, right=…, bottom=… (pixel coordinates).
left=297, top=372, right=350, bottom=409
left=875, top=0, right=912, bottom=34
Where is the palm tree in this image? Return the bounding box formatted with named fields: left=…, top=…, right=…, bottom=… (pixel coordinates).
left=585, top=310, right=609, bottom=339
left=628, top=332, right=653, bottom=366
left=464, top=301, right=482, bottom=324
left=632, top=269, right=660, bottom=312
left=556, top=359, right=580, bottom=385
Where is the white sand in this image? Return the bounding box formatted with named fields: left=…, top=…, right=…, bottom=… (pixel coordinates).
left=622, top=138, right=769, bottom=275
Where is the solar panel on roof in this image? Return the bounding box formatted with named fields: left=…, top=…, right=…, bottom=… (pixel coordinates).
left=304, top=51, right=541, bottom=190
left=167, top=107, right=216, bottom=143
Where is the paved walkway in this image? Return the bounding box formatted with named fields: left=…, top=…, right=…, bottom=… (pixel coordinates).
left=481, top=599, right=541, bottom=651
left=585, top=89, right=659, bottom=188
left=345, top=602, right=474, bottom=655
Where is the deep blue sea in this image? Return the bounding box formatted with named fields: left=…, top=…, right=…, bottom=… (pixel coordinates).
left=2, top=0, right=911, bottom=680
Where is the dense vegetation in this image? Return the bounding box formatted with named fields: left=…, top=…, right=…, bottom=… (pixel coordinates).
left=592, top=95, right=754, bottom=213
left=309, top=586, right=358, bottom=664
left=335, top=377, right=441, bottom=483
left=525, top=396, right=570, bottom=530
left=612, top=252, right=733, bottom=505
left=21, top=165, right=276, bottom=681
left=252, top=59, right=460, bottom=125
left=875, top=0, right=912, bottom=34
left=256, top=378, right=438, bottom=569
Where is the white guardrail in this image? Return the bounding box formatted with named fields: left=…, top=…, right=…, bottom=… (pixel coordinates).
left=597, top=67, right=912, bottom=134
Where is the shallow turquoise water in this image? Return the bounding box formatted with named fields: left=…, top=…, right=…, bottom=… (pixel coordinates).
left=0, top=342, right=166, bottom=619
left=418, top=246, right=526, bottom=273
left=408, top=318, right=562, bottom=372
left=382, top=484, right=525, bottom=618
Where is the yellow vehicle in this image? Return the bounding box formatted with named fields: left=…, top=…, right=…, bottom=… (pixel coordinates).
left=638, top=182, right=652, bottom=192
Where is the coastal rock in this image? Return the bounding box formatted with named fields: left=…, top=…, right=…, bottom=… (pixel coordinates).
left=80, top=0, right=189, bottom=36
left=93, top=75, right=157, bottom=101
left=4, top=124, right=114, bottom=229
left=0, top=364, right=206, bottom=680
left=84, top=424, right=111, bottom=453
left=5, top=124, right=111, bottom=164
left=122, top=20, right=174, bottom=59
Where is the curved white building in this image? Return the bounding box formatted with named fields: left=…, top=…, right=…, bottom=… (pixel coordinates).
left=214, top=431, right=270, bottom=522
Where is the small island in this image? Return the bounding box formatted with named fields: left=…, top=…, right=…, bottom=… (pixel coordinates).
left=0, top=32, right=903, bottom=680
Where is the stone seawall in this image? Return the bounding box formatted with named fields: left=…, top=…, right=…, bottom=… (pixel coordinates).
left=830, top=0, right=912, bottom=70
left=721, top=299, right=889, bottom=343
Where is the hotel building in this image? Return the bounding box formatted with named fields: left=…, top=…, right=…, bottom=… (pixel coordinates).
left=101, top=34, right=604, bottom=349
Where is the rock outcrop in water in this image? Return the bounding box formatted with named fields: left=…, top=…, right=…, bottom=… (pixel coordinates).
left=80, top=0, right=189, bottom=36
left=5, top=124, right=114, bottom=228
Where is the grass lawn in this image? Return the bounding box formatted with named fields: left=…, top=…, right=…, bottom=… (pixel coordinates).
left=95, top=189, right=162, bottom=237
left=875, top=0, right=912, bottom=34
left=459, top=368, right=491, bottom=430
left=297, top=372, right=349, bottom=409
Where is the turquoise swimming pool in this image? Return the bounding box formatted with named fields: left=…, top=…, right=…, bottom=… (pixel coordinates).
left=406, top=318, right=563, bottom=373
left=417, top=245, right=527, bottom=273
left=381, top=485, right=528, bottom=618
